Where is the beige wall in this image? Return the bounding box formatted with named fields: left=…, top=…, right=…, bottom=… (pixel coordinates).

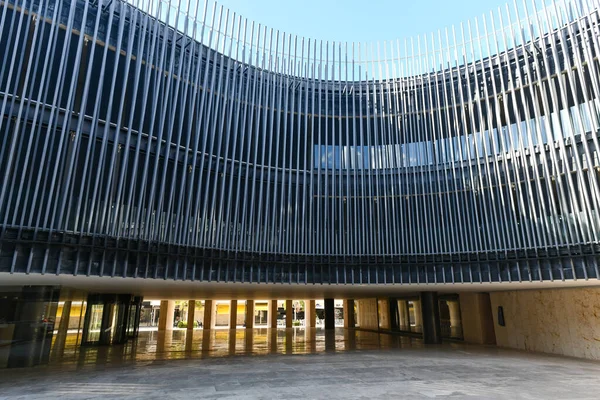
left=490, top=287, right=600, bottom=360
left=356, top=298, right=378, bottom=330
left=459, top=293, right=496, bottom=345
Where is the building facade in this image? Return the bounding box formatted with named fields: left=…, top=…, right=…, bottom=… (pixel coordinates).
left=1, top=0, right=600, bottom=366
left=1, top=0, right=599, bottom=284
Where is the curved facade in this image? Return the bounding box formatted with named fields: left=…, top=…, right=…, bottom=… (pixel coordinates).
left=0, top=0, right=599, bottom=284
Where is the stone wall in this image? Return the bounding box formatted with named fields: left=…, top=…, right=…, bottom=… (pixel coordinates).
left=490, top=287, right=600, bottom=359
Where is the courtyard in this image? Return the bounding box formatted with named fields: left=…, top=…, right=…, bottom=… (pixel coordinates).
left=0, top=329, right=599, bottom=399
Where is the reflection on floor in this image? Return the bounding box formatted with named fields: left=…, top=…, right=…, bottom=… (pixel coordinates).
left=3, top=328, right=600, bottom=399
left=49, top=328, right=422, bottom=367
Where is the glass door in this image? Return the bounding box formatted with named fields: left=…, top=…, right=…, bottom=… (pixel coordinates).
left=83, top=304, right=104, bottom=344
left=111, top=303, right=128, bottom=345
left=81, top=295, right=141, bottom=345
left=126, top=304, right=137, bottom=337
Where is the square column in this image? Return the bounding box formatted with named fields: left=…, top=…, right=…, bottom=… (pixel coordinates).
left=459, top=293, right=496, bottom=345
left=203, top=300, right=214, bottom=329
left=245, top=300, right=254, bottom=328
left=55, top=301, right=72, bottom=340
left=377, top=298, right=391, bottom=330
left=268, top=300, right=278, bottom=329
left=158, top=300, right=175, bottom=331
left=187, top=300, right=195, bottom=330
left=398, top=300, right=410, bottom=331
left=324, top=298, right=335, bottom=330
left=420, top=292, right=442, bottom=344
left=245, top=329, right=254, bottom=351
left=229, top=300, right=238, bottom=329
left=356, top=299, right=378, bottom=329
left=285, top=300, right=293, bottom=328
left=413, top=300, right=423, bottom=333
left=305, top=300, right=316, bottom=328
left=51, top=300, right=71, bottom=358
left=343, top=299, right=355, bottom=328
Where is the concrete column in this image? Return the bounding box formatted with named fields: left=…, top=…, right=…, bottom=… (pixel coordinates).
left=201, top=329, right=211, bottom=352
left=185, top=301, right=195, bottom=350
left=269, top=329, right=278, bottom=353
left=413, top=300, right=423, bottom=332
left=324, top=329, right=336, bottom=351
left=245, top=300, right=254, bottom=329
left=245, top=329, right=254, bottom=352
left=324, top=298, right=335, bottom=330
left=203, top=300, right=214, bottom=329
left=51, top=301, right=72, bottom=357
left=343, top=327, right=356, bottom=350
left=285, top=300, right=293, bottom=328
left=228, top=329, right=236, bottom=355
left=268, top=300, right=278, bottom=329
left=156, top=330, right=171, bottom=354
left=398, top=300, right=410, bottom=331
left=158, top=300, right=175, bottom=331
left=343, top=299, right=355, bottom=328
left=305, top=300, right=316, bottom=328
left=185, top=327, right=194, bottom=352
left=420, top=292, right=441, bottom=344
left=356, top=299, right=378, bottom=330
left=377, top=298, right=391, bottom=330
left=187, top=300, right=195, bottom=330
left=229, top=300, right=238, bottom=329
left=57, top=301, right=72, bottom=336
left=459, top=293, right=496, bottom=345
left=307, top=325, right=317, bottom=353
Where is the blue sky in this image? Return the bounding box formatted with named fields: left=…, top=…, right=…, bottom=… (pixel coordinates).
left=209, top=0, right=543, bottom=43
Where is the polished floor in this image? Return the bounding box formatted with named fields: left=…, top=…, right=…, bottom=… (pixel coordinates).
left=1, top=328, right=600, bottom=399
left=45, top=327, right=420, bottom=366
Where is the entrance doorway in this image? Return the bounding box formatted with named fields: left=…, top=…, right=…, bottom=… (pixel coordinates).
left=81, top=294, right=142, bottom=345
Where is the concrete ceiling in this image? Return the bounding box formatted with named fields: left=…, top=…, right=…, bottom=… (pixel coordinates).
left=1, top=273, right=599, bottom=301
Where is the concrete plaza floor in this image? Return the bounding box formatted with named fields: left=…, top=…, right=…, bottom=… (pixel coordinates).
left=1, top=328, right=599, bottom=399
